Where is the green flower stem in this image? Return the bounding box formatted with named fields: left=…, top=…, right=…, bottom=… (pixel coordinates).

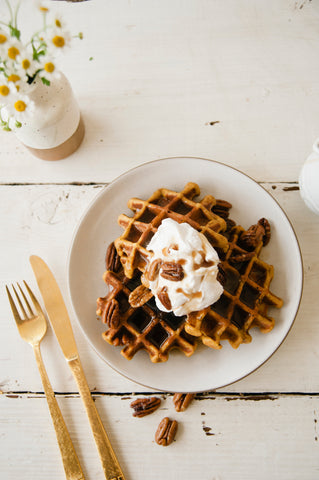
left=4, top=0, right=13, bottom=24
left=14, top=0, right=21, bottom=29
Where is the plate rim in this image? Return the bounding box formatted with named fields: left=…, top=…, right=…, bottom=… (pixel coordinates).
left=67, top=156, right=304, bottom=392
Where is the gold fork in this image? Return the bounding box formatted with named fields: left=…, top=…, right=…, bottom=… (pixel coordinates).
left=6, top=281, right=85, bottom=480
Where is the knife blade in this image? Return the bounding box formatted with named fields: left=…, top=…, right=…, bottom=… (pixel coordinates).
left=30, top=255, right=126, bottom=480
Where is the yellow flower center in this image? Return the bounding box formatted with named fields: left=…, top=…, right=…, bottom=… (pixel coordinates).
left=8, top=74, right=20, bottom=83
left=55, top=19, right=62, bottom=28
left=52, top=35, right=65, bottom=48
left=14, top=100, right=27, bottom=112
left=0, top=34, right=7, bottom=44
left=44, top=62, right=55, bottom=73
left=0, top=85, right=10, bottom=96
left=21, top=59, right=31, bottom=70
left=8, top=46, right=20, bottom=60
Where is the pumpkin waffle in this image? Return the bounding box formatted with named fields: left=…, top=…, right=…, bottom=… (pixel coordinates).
left=96, top=263, right=198, bottom=363
left=185, top=220, right=284, bottom=349
left=114, top=182, right=229, bottom=279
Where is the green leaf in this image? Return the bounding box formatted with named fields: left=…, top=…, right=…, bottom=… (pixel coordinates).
left=3, top=125, right=11, bottom=131
left=15, top=120, right=22, bottom=128
left=8, top=25, right=21, bottom=40
left=41, top=77, right=50, bottom=86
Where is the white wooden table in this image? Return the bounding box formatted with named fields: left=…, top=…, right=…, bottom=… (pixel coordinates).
left=1, top=1, right=319, bottom=478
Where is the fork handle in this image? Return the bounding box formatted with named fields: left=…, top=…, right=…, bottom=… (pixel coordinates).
left=33, top=344, right=85, bottom=480
left=68, top=357, right=126, bottom=480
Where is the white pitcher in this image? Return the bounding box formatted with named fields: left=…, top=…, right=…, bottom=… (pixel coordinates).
left=299, top=138, right=319, bottom=215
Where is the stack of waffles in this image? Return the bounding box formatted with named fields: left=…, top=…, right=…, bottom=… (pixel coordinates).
left=96, top=182, right=283, bottom=363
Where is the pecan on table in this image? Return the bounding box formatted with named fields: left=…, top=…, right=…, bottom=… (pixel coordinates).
left=160, top=262, right=184, bottom=281
left=173, top=393, right=195, bottom=412
left=102, top=298, right=120, bottom=328
left=105, top=242, right=121, bottom=272
left=130, top=397, right=161, bottom=418
left=129, top=284, right=153, bottom=308
left=158, top=287, right=172, bottom=310
left=155, top=417, right=178, bottom=446
left=258, top=218, right=271, bottom=246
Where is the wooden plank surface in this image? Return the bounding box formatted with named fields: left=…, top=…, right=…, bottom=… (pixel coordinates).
left=0, top=0, right=318, bottom=183
left=1, top=393, right=319, bottom=480
left=1, top=1, right=319, bottom=479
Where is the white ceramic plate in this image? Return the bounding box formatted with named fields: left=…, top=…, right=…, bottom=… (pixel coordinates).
left=67, top=157, right=303, bottom=392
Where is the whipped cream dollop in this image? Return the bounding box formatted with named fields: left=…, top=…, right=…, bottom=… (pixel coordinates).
left=144, top=218, right=223, bottom=316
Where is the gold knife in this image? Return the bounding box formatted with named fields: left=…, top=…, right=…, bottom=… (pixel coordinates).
left=30, top=255, right=126, bottom=480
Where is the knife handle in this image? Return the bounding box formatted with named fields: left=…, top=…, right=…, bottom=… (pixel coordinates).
left=33, top=344, right=85, bottom=480
left=68, top=357, right=126, bottom=480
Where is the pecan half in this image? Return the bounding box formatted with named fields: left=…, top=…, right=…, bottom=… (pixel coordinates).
left=158, top=287, right=172, bottom=310
left=145, top=258, right=162, bottom=281
left=129, top=284, right=153, bottom=308
left=240, top=223, right=265, bottom=250
left=217, top=263, right=227, bottom=287
left=105, top=242, right=121, bottom=272
left=258, top=218, right=271, bottom=246
left=226, top=218, right=236, bottom=231
left=130, top=397, right=161, bottom=418
left=212, top=199, right=232, bottom=219
left=155, top=417, right=178, bottom=446
left=229, top=252, right=255, bottom=264
left=160, top=262, right=184, bottom=281
left=173, top=393, right=195, bottom=412
left=102, top=298, right=120, bottom=328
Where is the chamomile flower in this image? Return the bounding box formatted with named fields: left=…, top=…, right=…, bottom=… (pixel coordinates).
left=35, top=0, right=50, bottom=13
left=5, top=65, right=26, bottom=92
left=53, top=14, right=65, bottom=30
left=0, top=29, right=9, bottom=58
left=9, top=93, right=35, bottom=122
left=38, top=56, right=61, bottom=82
left=46, top=28, right=71, bottom=53
left=16, top=51, right=37, bottom=78
left=0, top=76, right=16, bottom=102
left=5, top=39, right=24, bottom=62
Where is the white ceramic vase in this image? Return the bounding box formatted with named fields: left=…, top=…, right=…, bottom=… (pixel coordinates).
left=14, top=72, right=84, bottom=161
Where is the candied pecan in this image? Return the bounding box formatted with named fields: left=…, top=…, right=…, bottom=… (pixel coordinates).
left=158, top=287, right=172, bottom=310
left=212, top=199, right=232, bottom=219
left=226, top=218, right=236, bottom=231
left=102, top=298, right=120, bottom=328
left=258, top=218, right=271, bottom=246
left=160, top=262, right=184, bottom=281
left=217, top=263, right=227, bottom=286
left=216, top=199, right=232, bottom=210
left=173, top=393, right=195, bottom=412
left=229, top=252, right=255, bottom=264
left=145, top=258, right=162, bottom=281
left=105, top=242, right=121, bottom=272
left=129, top=284, right=153, bottom=308
left=155, top=417, right=178, bottom=446
left=240, top=223, right=265, bottom=250
left=130, top=397, right=161, bottom=418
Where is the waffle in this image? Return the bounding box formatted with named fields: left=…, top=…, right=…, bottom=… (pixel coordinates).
left=114, top=182, right=229, bottom=279
left=185, top=220, right=284, bottom=349
left=96, top=264, right=198, bottom=363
